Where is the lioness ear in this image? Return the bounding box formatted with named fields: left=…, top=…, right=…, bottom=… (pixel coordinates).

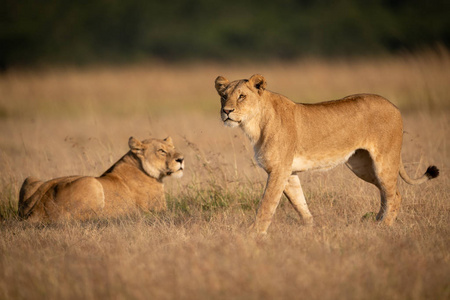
left=129, top=137, right=144, bottom=154
left=249, top=74, right=266, bottom=95
left=164, top=136, right=173, bottom=145
left=215, top=76, right=229, bottom=95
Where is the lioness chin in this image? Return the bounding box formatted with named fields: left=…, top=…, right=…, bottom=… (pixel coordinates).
left=19, top=137, right=184, bottom=222
left=215, top=74, right=439, bottom=235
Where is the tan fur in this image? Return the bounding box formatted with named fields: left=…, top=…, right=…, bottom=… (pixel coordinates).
left=215, top=74, right=439, bottom=235
left=18, top=137, right=184, bottom=222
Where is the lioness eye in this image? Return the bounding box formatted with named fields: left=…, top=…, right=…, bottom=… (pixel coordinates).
left=158, top=149, right=167, bottom=156
left=238, top=94, right=246, bottom=101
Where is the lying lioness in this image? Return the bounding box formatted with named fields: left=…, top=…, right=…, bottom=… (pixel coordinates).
left=215, top=74, right=439, bottom=235
left=18, top=137, right=184, bottom=222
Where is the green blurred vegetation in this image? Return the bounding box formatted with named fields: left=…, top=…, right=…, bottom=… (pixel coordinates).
left=1, top=0, right=449, bottom=69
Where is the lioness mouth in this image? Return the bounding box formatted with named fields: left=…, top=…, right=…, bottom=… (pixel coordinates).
left=224, top=117, right=240, bottom=123
left=167, top=167, right=183, bottom=175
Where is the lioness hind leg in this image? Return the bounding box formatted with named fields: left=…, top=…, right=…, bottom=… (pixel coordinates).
left=376, top=188, right=402, bottom=225
left=19, top=177, right=43, bottom=203
left=18, top=177, right=44, bottom=218
left=347, top=149, right=402, bottom=225
left=47, top=177, right=105, bottom=222
left=283, top=175, right=313, bottom=225
left=372, top=153, right=402, bottom=226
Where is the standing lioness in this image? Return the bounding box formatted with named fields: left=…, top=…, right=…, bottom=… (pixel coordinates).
left=215, top=74, right=439, bottom=235
left=19, top=137, right=184, bottom=222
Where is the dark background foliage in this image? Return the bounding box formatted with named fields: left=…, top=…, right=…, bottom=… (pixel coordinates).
left=1, top=0, right=449, bottom=69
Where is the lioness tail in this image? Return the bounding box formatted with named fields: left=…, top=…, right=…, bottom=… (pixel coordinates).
left=399, top=161, right=439, bottom=185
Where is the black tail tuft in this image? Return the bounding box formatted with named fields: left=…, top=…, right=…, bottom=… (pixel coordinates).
left=425, top=165, right=439, bottom=179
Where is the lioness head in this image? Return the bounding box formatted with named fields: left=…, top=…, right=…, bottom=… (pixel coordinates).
left=129, top=137, right=184, bottom=179
left=215, top=74, right=267, bottom=128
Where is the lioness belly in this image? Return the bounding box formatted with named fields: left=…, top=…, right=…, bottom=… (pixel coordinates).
left=292, top=150, right=355, bottom=172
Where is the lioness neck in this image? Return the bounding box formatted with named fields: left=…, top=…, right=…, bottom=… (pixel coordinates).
left=101, top=152, right=161, bottom=185
left=240, top=91, right=294, bottom=146
left=97, top=152, right=165, bottom=213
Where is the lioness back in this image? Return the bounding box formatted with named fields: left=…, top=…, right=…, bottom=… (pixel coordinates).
left=293, top=94, right=403, bottom=171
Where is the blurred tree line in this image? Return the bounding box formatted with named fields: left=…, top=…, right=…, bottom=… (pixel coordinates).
left=1, top=0, right=449, bottom=69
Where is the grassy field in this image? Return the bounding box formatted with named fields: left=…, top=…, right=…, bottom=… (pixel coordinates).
left=0, top=51, right=449, bottom=299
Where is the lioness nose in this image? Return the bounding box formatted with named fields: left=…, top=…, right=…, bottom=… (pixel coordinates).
left=223, top=108, right=234, bottom=115
left=176, top=157, right=184, bottom=164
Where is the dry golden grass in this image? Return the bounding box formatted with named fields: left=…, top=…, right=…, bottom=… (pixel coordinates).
left=0, top=51, right=449, bottom=299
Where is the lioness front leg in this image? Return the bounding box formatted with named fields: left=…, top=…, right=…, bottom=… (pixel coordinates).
left=252, top=170, right=291, bottom=235
left=283, top=175, right=313, bottom=226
